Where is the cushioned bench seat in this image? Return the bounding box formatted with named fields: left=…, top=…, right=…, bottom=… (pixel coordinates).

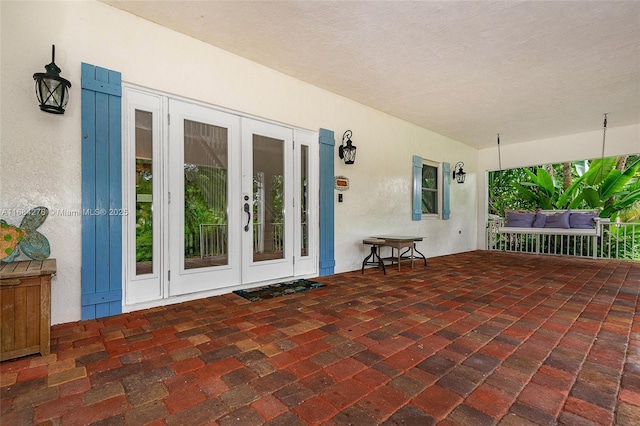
left=490, top=209, right=609, bottom=258
left=497, top=226, right=600, bottom=236
left=498, top=209, right=606, bottom=236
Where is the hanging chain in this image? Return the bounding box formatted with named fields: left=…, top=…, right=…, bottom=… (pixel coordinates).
left=601, top=113, right=608, bottom=161
left=497, top=133, right=502, bottom=172
left=599, top=113, right=608, bottom=201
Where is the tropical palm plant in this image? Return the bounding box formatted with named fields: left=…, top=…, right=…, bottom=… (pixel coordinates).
left=508, top=156, right=640, bottom=220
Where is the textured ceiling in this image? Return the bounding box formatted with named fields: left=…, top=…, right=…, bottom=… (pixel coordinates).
left=102, top=1, right=640, bottom=149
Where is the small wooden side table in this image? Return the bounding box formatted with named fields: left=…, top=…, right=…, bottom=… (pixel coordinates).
left=375, top=236, right=426, bottom=267
left=378, top=237, right=416, bottom=272
left=0, top=259, right=56, bottom=361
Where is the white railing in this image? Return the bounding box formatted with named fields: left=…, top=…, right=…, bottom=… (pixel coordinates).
left=272, top=222, right=284, bottom=252
left=199, top=224, right=228, bottom=258
left=253, top=222, right=284, bottom=253
left=196, top=223, right=285, bottom=257
left=487, top=218, right=639, bottom=261
left=600, top=221, right=640, bottom=260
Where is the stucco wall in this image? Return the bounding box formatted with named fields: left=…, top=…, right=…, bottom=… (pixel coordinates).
left=1, top=1, right=478, bottom=324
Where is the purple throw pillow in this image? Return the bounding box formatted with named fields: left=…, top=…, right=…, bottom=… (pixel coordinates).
left=570, top=213, right=598, bottom=229
left=544, top=210, right=571, bottom=228
left=506, top=211, right=535, bottom=227
left=532, top=212, right=547, bottom=228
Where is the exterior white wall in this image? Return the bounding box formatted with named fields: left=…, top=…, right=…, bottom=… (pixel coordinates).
left=1, top=1, right=478, bottom=324
left=476, top=124, right=640, bottom=248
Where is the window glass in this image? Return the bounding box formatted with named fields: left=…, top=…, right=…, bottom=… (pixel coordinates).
left=422, top=163, right=438, bottom=215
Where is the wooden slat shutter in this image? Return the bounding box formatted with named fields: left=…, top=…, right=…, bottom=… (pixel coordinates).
left=81, top=63, right=123, bottom=319
left=442, top=162, right=451, bottom=220
left=319, top=129, right=335, bottom=276
left=412, top=155, right=422, bottom=221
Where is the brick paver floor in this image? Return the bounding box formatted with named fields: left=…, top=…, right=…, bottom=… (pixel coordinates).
left=1, top=251, right=639, bottom=425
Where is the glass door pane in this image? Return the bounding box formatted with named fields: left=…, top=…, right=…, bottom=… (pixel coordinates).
left=252, top=134, right=285, bottom=262
left=300, top=145, right=308, bottom=257
left=183, top=119, right=229, bottom=270
left=135, top=110, right=154, bottom=275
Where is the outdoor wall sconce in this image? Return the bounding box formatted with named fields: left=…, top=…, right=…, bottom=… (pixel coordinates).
left=453, top=161, right=466, bottom=184
left=33, top=45, right=71, bottom=114
left=338, top=130, right=357, bottom=164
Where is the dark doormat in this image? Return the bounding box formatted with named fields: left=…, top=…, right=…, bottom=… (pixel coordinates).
left=233, top=279, right=325, bottom=302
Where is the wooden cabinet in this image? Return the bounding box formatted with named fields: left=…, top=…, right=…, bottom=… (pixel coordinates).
left=0, top=259, right=56, bottom=361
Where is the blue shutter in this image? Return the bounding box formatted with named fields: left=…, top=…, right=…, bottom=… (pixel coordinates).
left=442, top=162, right=451, bottom=220
left=412, top=155, right=422, bottom=221
left=81, top=63, right=122, bottom=320
left=318, top=129, right=335, bottom=276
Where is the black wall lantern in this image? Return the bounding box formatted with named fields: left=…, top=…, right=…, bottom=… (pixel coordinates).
left=338, top=130, right=357, bottom=164
left=453, top=161, right=466, bottom=184
left=33, top=45, right=71, bottom=114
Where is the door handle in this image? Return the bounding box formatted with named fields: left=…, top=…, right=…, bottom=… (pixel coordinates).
left=244, top=202, right=251, bottom=232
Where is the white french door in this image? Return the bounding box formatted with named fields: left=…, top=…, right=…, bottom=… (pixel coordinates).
left=123, top=88, right=317, bottom=307
left=168, top=100, right=242, bottom=296
left=241, top=119, right=294, bottom=283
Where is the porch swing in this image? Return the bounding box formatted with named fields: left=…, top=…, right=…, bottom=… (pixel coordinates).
left=487, top=115, right=611, bottom=258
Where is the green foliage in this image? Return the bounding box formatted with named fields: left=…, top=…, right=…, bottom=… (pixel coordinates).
left=184, top=165, right=227, bottom=257
left=135, top=160, right=153, bottom=262
left=491, top=155, right=640, bottom=221
left=135, top=163, right=228, bottom=262
left=513, top=167, right=556, bottom=209
left=135, top=206, right=153, bottom=262
left=488, top=168, right=537, bottom=217
left=270, top=175, right=284, bottom=223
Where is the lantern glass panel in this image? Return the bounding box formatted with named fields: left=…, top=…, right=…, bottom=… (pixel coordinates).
left=343, top=148, right=356, bottom=164
left=35, top=78, right=69, bottom=113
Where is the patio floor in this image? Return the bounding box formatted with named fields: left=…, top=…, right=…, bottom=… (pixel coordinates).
left=1, top=251, right=639, bottom=425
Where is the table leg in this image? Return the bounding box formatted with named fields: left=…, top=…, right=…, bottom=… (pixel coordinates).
left=410, top=245, right=414, bottom=269
left=400, top=244, right=427, bottom=266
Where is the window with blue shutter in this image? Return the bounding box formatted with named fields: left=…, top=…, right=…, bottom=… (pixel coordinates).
left=412, top=156, right=450, bottom=220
